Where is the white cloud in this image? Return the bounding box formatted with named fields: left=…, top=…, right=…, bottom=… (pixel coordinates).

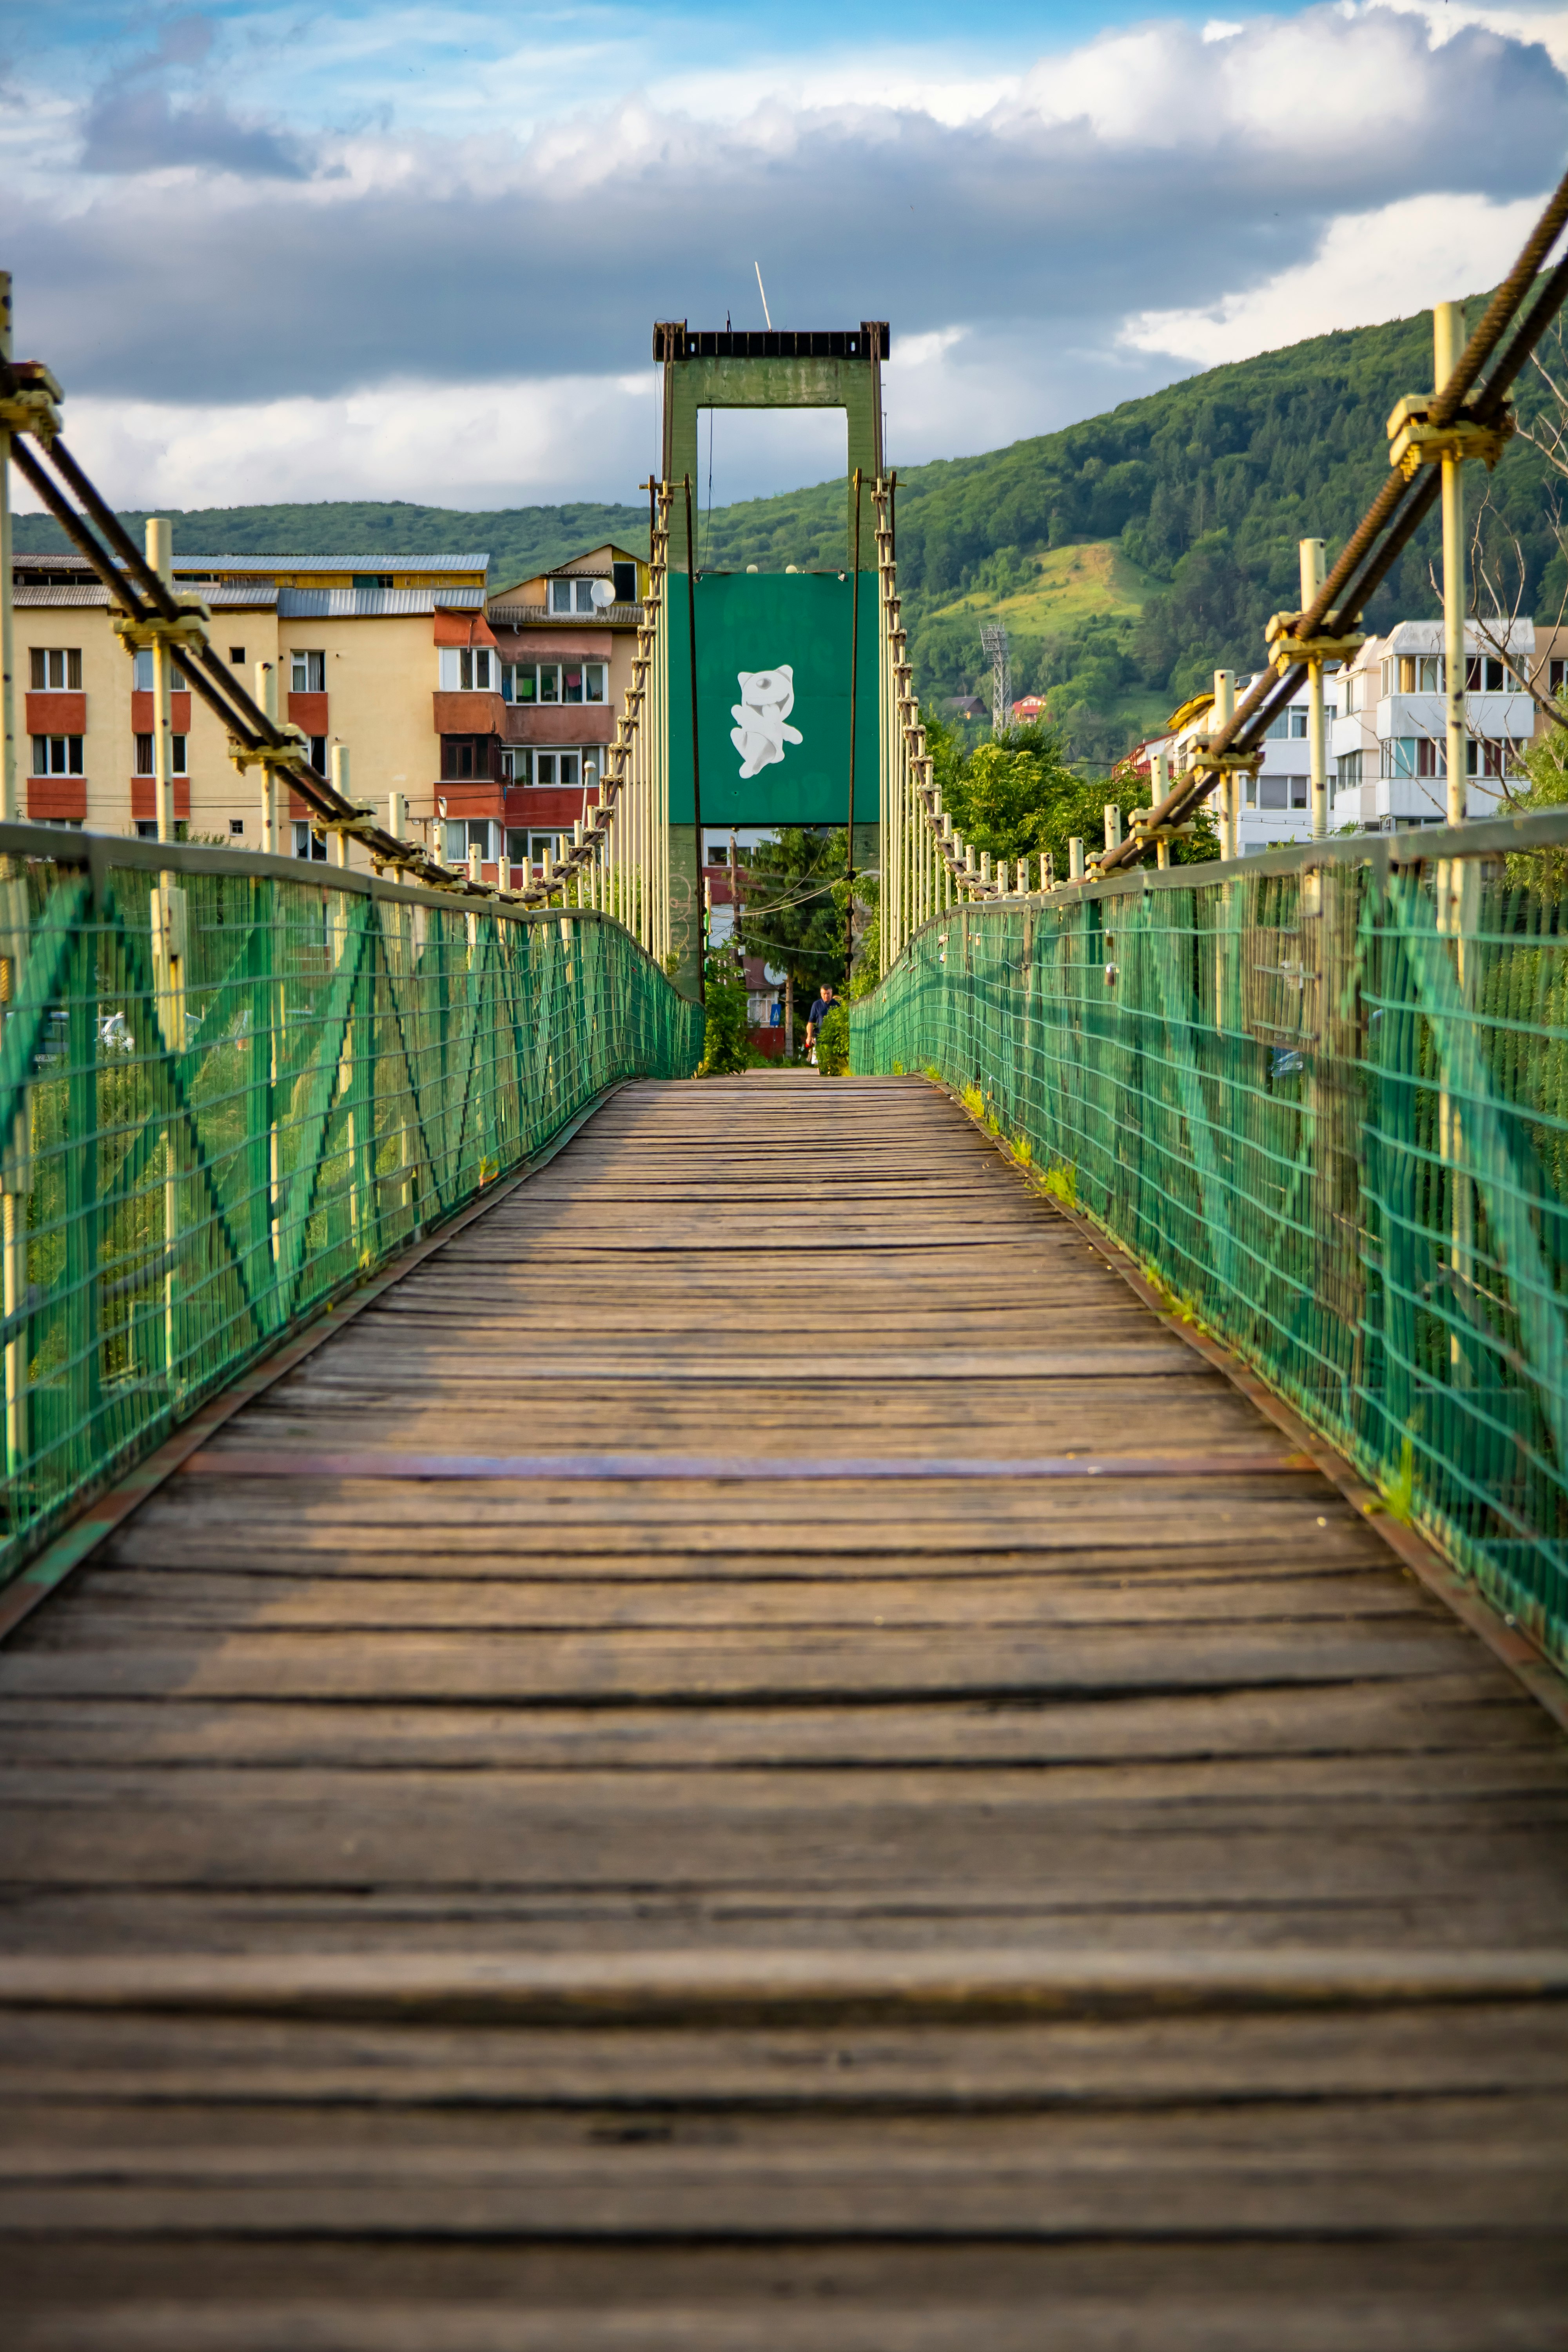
left=1121, top=189, right=1550, bottom=367
left=4, top=4, right=1564, bottom=509
left=9, top=372, right=668, bottom=515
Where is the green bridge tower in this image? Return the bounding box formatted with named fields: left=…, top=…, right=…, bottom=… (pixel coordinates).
left=653, top=320, right=889, bottom=1000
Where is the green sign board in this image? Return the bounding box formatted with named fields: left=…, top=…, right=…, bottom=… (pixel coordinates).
left=667, top=572, right=881, bottom=828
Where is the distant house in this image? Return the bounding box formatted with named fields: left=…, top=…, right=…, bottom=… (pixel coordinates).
left=1010, top=695, right=1046, bottom=723
left=942, top=695, right=987, bottom=721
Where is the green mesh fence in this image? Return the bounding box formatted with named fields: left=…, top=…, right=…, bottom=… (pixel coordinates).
left=0, top=824, right=702, bottom=1583
left=852, top=812, right=1568, bottom=1677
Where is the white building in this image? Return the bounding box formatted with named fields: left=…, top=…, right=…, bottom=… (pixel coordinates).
left=1136, top=620, right=1566, bottom=854
left=1235, top=671, right=1319, bottom=854
left=1329, top=619, right=1553, bottom=832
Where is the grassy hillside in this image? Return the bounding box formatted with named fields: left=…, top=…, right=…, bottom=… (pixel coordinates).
left=15, top=280, right=1557, bottom=764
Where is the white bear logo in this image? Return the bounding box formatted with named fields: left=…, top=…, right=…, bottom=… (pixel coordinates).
left=731, top=666, right=802, bottom=780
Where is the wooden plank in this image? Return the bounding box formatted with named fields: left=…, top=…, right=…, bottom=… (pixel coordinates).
left=3, top=1069, right=1565, bottom=2326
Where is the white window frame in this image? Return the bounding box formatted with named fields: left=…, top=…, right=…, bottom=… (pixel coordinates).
left=131, top=650, right=189, bottom=692
left=31, top=735, right=85, bottom=777
left=444, top=818, right=499, bottom=865
left=437, top=646, right=495, bottom=691
left=30, top=647, right=83, bottom=691
left=290, top=649, right=327, bottom=694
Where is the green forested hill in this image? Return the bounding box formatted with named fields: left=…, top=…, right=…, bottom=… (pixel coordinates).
left=15, top=281, right=1557, bottom=764
left=11, top=500, right=652, bottom=591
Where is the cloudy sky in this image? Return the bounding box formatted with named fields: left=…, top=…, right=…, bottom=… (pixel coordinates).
left=3, top=0, right=1566, bottom=515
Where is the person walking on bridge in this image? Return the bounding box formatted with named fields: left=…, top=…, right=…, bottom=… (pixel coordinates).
left=804, top=981, right=839, bottom=1065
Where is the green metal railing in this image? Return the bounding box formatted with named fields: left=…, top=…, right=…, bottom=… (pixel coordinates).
left=0, top=824, right=702, bottom=1583
left=852, top=810, right=1568, bottom=1676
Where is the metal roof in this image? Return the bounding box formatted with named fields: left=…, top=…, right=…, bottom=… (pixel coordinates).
left=277, top=586, right=485, bottom=617
left=13, top=550, right=487, bottom=576
left=173, top=554, right=489, bottom=575
left=488, top=603, right=643, bottom=628
left=13, top=581, right=279, bottom=609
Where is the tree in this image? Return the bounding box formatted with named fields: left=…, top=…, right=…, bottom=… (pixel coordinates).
left=930, top=709, right=1216, bottom=875
left=697, top=941, right=753, bottom=1076
left=733, top=826, right=849, bottom=1002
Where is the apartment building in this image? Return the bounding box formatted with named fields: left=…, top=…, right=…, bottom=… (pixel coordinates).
left=1135, top=674, right=1325, bottom=855
left=472, top=544, right=648, bottom=876
left=1330, top=619, right=1566, bottom=830
left=1131, top=616, right=1566, bottom=853
left=12, top=548, right=486, bottom=865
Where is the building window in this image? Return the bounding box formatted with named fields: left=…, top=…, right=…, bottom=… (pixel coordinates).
left=1380, top=658, right=1394, bottom=699
left=1466, top=738, right=1509, bottom=778
left=1258, top=775, right=1308, bottom=809
left=353, top=574, right=394, bottom=590
left=136, top=819, right=188, bottom=841
left=1336, top=750, right=1362, bottom=789
left=1550, top=659, right=1567, bottom=698
left=1266, top=707, right=1308, bottom=740
left=549, top=577, right=604, bottom=614
left=292, top=822, right=328, bottom=861
left=131, top=650, right=189, bottom=691
left=445, top=819, right=498, bottom=865
left=31, top=735, right=84, bottom=776
left=290, top=649, right=327, bottom=693
left=134, top=734, right=188, bottom=775
left=1343, top=675, right=1361, bottom=715
left=612, top=561, right=637, bottom=603
left=440, top=735, right=497, bottom=781
left=506, top=828, right=564, bottom=866
left=229, top=817, right=245, bottom=836
left=500, top=662, right=604, bottom=704
left=229, top=646, right=245, bottom=665
left=30, top=648, right=83, bottom=690
left=532, top=751, right=581, bottom=788
left=1466, top=655, right=1508, bottom=691
left=1381, top=738, right=1444, bottom=780
left=437, top=646, right=494, bottom=691
left=309, top=736, right=328, bottom=774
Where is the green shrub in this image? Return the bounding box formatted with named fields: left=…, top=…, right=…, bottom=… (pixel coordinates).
left=816, top=1003, right=850, bottom=1076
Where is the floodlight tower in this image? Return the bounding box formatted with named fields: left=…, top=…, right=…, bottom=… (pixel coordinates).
left=980, top=622, right=1011, bottom=735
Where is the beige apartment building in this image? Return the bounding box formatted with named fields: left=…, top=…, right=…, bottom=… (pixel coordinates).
left=12, top=541, right=649, bottom=882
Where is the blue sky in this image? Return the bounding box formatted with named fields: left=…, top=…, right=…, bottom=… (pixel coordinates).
left=3, top=1, right=1566, bottom=512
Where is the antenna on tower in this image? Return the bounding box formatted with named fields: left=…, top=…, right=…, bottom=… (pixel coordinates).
left=980, top=622, right=1011, bottom=736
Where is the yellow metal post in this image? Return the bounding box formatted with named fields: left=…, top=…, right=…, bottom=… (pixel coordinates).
left=146, top=519, right=174, bottom=844
left=1300, top=538, right=1329, bottom=839
left=0, top=273, right=15, bottom=829
left=256, top=662, right=279, bottom=851
left=1436, top=301, right=1468, bottom=827
left=329, top=744, right=351, bottom=867
left=1213, top=670, right=1237, bottom=860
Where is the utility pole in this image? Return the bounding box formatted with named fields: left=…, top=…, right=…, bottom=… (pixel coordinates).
left=980, top=621, right=1011, bottom=735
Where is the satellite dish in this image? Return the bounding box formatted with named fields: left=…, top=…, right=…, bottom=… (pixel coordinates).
left=589, top=578, right=615, bottom=609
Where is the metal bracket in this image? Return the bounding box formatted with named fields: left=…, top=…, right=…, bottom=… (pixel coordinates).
left=111, top=594, right=212, bottom=655
left=1386, top=395, right=1515, bottom=479
left=1265, top=610, right=1366, bottom=669
left=1187, top=748, right=1262, bottom=779
left=0, top=361, right=64, bottom=442
left=227, top=724, right=312, bottom=778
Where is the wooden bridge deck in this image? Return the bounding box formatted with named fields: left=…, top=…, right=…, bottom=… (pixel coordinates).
left=3, top=1072, right=1567, bottom=2348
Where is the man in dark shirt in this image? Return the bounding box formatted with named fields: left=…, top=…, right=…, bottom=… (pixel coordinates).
left=804, top=983, right=838, bottom=1058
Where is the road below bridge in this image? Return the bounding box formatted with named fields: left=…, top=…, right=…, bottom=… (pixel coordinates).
left=3, top=1072, right=1567, bottom=2347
